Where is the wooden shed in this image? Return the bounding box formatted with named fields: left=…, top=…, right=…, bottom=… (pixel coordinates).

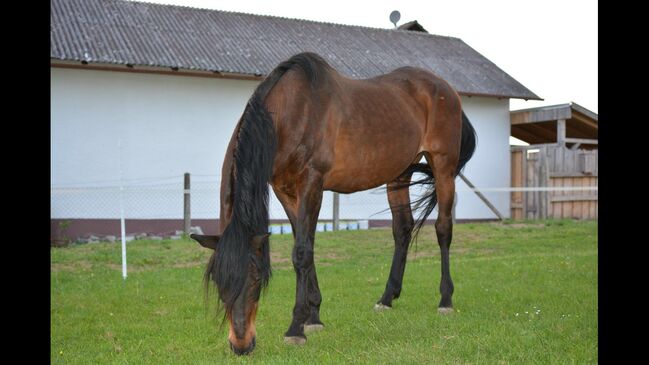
left=510, top=102, right=598, bottom=220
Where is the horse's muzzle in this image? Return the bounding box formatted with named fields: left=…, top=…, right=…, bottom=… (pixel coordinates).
left=230, top=336, right=256, bottom=356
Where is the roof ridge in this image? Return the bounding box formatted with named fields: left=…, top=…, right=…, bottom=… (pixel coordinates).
left=123, top=0, right=461, bottom=41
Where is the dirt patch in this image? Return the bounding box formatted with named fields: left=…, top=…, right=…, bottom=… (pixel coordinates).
left=269, top=251, right=349, bottom=270
left=317, top=252, right=348, bottom=261
left=407, top=250, right=437, bottom=261
left=271, top=251, right=348, bottom=265
left=405, top=247, right=497, bottom=261
left=170, top=261, right=203, bottom=269
left=103, top=332, right=122, bottom=354
left=494, top=222, right=546, bottom=228
left=455, top=231, right=488, bottom=242
left=105, top=260, right=205, bottom=273
left=51, top=261, right=93, bottom=272
left=456, top=247, right=473, bottom=254
left=475, top=248, right=497, bottom=256
left=106, top=264, right=146, bottom=273
left=270, top=252, right=291, bottom=265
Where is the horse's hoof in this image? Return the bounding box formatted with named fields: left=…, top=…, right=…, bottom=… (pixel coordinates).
left=438, top=307, right=454, bottom=314
left=374, top=303, right=392, bottom=311
left=303, top=324, right=325, bottom=334
left=284, top=336, right=307, bottom=345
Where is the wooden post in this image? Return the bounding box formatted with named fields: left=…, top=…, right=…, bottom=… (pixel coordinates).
left=458, top=173, right=504, bottom=221
left=522, top=149, right=528, bottom=218
left=539, top=147, right=548, bottom=219
left=526, top=153, right=535, bottom=219
left=557, top=119, right=566, bottom=147
left=184, top=173, right=191, bottom=235
left=332, top=192, right=340, bottom=231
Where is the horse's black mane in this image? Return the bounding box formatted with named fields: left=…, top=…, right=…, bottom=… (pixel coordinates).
left=205, top=52, right=331, bottom=316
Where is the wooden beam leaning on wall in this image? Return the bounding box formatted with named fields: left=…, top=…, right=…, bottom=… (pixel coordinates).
left=458, top=173, right=504, bottom=221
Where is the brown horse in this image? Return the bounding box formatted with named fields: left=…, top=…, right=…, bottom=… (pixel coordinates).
left=191, top=52, right=476, bottom=355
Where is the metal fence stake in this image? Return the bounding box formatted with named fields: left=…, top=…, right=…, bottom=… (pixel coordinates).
left=184, top=173, right=191, bottom=235
left=333, top=192, right=339, bottom=231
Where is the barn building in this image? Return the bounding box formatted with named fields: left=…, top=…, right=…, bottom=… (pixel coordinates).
left=51, top=0, right=541, bottom=240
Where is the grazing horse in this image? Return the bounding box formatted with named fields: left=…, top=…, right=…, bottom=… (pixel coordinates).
left=191, top=52, right=477, bottom=355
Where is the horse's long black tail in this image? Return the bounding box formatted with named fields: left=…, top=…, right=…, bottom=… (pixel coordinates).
left=407, top=111, right=477, bottom=241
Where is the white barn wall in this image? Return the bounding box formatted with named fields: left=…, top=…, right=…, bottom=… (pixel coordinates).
left=457, top=96, right=511, bottom=219
left=51, top=68, right=510, bottom=222
left=51, top=68, right=258, bottom=186
left=51, top=68, right=259, bottom=219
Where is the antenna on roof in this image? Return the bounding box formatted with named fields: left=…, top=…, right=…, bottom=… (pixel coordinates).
left=389, top=10, right=401, bottom=28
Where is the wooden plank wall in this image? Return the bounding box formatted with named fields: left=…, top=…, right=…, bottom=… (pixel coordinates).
left=510, top=145, right=597, bottom=220
left=510, top=150, right=524, bottom=219
left=548, top=176, right=598, bottom=219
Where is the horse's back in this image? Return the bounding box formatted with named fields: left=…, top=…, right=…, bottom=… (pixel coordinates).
left=267, top=62, right=462, bottom=193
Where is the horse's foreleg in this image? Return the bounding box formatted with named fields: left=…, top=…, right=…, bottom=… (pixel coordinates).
left=275, top=187, right=325, bottom=335
left=303, top=266, right=324, bottom=333
left=376, top=175, right=414, bottom=310
left=283, top=172, right=324, bottom=344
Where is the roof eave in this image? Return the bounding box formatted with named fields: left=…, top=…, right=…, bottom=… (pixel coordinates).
left=52, top=58, right=543, bottom=101
left=50, top=59, right=265, bottom=81
left=460, top=91, right=543, bottom=101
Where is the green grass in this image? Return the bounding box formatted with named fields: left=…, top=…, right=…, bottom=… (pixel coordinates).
left=51, top=220, right=597, bottom=364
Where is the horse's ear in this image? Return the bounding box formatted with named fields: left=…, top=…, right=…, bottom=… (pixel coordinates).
left=251, top=233, right=270, bottom=255
left=190, top=234, right=220, bottom=250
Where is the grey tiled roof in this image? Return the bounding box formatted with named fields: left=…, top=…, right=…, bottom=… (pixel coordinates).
left=51, top=0, right=541, bottom=100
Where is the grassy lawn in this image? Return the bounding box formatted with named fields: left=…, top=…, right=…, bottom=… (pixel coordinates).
left=51, top=220, right=597, bottom=364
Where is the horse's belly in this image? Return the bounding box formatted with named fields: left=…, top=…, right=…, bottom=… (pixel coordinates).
left=319, top=87, right=425, bottom=192
left=322, top=133, right=421, bottom=193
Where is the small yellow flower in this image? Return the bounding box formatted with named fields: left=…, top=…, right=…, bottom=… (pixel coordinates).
left=59, top=350, right=63, bottom=356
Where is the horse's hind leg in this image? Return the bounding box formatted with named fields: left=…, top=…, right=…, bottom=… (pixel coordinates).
left=375, top=170, right=414, bottom=310
left=427, top=153, right=457, bottom=313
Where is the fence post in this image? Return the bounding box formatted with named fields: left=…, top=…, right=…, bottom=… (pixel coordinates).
left=184, top=173, right=191, bottom=235
left=332, top=192, right=339, bottom=231
left=118, top=139, right=127, bottom=280
left=452, top=192, right=457, bottom=224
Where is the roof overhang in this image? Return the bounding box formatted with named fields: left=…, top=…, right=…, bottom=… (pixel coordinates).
left=51, top=59, right=539, bottom=101
left=50, top=59, right=264, bottom=81
left=510, top=102, right=598, bottom=148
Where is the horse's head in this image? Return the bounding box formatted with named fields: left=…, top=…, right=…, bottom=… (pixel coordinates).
left=191, top=232, right=270, bottom=355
